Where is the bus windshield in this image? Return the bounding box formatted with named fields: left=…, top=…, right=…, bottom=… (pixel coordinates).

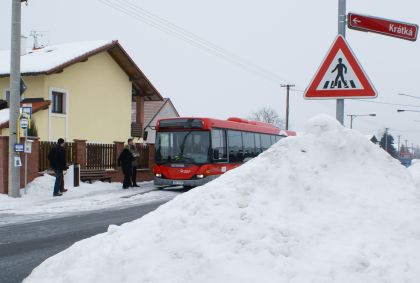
left=155, top=131, right=210, bottom=164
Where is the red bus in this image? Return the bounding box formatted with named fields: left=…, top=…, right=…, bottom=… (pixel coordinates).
left=153, top=117, right=296, bottom=187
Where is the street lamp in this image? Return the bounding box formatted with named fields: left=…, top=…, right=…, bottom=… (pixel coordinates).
left=397, top=109, right=420, bottom=113
left=347, top=114, right=376, bottom=129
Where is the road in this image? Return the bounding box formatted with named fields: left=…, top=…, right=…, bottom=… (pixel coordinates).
left=0, top=200, right=168, bottom=283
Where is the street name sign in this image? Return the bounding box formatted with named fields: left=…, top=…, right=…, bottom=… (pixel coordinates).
left=304, top=35, right=377, bottom=99
left=348, top=13, right=418, bottom=42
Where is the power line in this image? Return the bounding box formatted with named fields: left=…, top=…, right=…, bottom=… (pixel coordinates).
left=97, top=0, right=292, bottom=84
left=291, top=88, right=420, bottom=108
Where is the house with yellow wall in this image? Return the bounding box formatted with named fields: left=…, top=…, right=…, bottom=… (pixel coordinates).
left=0, top=40, right=162, bottom=143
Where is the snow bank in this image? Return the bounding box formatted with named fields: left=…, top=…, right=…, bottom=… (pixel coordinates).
left=408, top=159, right=420, bottom=187
left=0, top=174, right=177, bottom=224
left=24, top=115, right=420, bottom=283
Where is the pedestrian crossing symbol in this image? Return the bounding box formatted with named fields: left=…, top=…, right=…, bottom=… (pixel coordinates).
left=304, top=35, right=377, bottom=99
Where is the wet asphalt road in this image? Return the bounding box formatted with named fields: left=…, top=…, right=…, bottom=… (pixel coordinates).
left=0, top=200, right=168, bottom=283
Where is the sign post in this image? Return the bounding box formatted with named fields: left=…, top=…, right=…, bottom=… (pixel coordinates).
left=336, top=0, right=346, bottom=125
left=348, top=13, right=418, bottom=41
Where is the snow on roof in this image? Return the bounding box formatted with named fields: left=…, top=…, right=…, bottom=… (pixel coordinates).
left=0, top=108, right=9, bottom=125
left=0, top=40, right=114, bottom=75
left=24, top=115, right=420, bottom=283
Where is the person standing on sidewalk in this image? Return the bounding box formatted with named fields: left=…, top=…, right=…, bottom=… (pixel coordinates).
left=48, top=138, right=68, bottom=197
left=127, top=138, right=140, bottom=187
left=118, top=140, right=135, bottom=189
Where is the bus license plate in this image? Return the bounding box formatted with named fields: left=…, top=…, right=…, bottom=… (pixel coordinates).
left=173, top=180, right=184, bottom=185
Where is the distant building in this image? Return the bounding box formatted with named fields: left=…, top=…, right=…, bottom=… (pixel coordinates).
left=132, top=98, right=179, bottom=143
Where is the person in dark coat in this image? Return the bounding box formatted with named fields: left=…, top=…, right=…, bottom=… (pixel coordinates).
left=127, top=138, right=140, bottom=187
left=48, top=138, right=68, bottom=197
left=118, top=141, right=135, bottom=189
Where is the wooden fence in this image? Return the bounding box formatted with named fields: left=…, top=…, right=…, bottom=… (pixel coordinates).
left=86, top=143, right=115, bottom=169
left=39, top=141, right=151, bottom=171
left=39, top=141, right=75, bottom=171
left=136, top=144, right=150, bottom=169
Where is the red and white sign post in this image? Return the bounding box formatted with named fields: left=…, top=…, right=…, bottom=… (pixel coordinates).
left=348, top=13, right=418, bottom=42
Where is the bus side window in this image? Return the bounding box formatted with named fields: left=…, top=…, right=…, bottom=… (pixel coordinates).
left=227, top=130, right=243, bottom=163
left=261, top=134, right=271, bottom=151
left=270, top=135, right=276, bottom=145
left=255, top=133, right=262, bottom=154
left=211, top=129, right=227, bottom=162
left=243, top=132, right=256, bottom=158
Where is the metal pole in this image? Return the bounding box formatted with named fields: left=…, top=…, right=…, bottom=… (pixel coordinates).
left=8, top=0, right=21, bottom=198
left=286, top=86, right=290, bottom=130
left=24, top=128, right=27, bottom=194
left=336, top=0, right=346, bottom=125
left=349, top=115, right=354, bottom=129
left=281, top=84, right=295, bottom=130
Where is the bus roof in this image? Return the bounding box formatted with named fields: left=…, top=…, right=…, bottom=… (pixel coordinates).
left=156, top=117, right=296, bottom=136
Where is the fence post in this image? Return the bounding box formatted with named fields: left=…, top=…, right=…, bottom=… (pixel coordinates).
left=114, top=141, right=124, bottom=169
left=74, top=139, right=87, bottom=169
left=148, top=144, right=155, bottom=170
left=0, top=137, right=9, bottom=194
left=19, top=137, right=39, bottom=188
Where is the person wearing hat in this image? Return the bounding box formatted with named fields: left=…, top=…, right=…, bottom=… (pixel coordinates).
left=48, top=138, right=69, bottom=196
left=118, top=139, right=136, bottom=189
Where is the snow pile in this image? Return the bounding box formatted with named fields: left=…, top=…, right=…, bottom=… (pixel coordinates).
left=24, top=115, right=420, bottom=283
left=408, top=159, right=420, bottom=187
left=0, top=40, right=113, bottom=75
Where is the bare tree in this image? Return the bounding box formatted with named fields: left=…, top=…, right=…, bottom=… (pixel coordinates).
left=248, top=107, right=285, bottom=129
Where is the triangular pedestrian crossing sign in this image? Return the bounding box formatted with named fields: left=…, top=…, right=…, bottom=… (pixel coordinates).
left=304, top=35, right=377, bottom=99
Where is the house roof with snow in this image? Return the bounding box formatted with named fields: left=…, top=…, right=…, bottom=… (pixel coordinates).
left=144, top=98, right=179, bottom=128
left=0, top=40, right=163, bottom=101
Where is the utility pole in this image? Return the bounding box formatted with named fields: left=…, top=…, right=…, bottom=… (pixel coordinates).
left=349, top=115, right=354, bottom=129
left=8, top=0, right=23, bottom=198
left=336, top=0, right=346, bottom=125
left=397, top=135, right=401, bottom=156
left=280, top=84, right=295, bottom=130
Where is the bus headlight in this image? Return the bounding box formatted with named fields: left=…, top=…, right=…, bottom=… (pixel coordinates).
left=155, top=173, right=162, bottom=178
left=196, top=174, right=204, bottom=179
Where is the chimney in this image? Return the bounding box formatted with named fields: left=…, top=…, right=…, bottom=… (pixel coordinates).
left=20, top=35, right=27, bottom=56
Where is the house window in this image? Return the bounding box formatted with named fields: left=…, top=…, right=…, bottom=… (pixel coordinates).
left=3, top=90, right=10, bottom=106
left=51, top=91, right=65, bottom=114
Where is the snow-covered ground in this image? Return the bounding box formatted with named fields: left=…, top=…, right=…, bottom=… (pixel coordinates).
left=0, top=175, right=179, bottom=225
left=24, top=115, right=420, bottom=283
left=408, top=159, right=420, bottom=187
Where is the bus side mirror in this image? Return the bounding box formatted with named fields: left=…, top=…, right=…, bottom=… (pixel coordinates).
left=143, top=131, right=148, bottom=141
left=213, top=149, right=219, bottom=159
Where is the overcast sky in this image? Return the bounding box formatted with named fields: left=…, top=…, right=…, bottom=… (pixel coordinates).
left=1, top=0, right=419, bottom=147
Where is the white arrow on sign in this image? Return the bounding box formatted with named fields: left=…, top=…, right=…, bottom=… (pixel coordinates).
left=352, top=18, right=362, bottom=24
